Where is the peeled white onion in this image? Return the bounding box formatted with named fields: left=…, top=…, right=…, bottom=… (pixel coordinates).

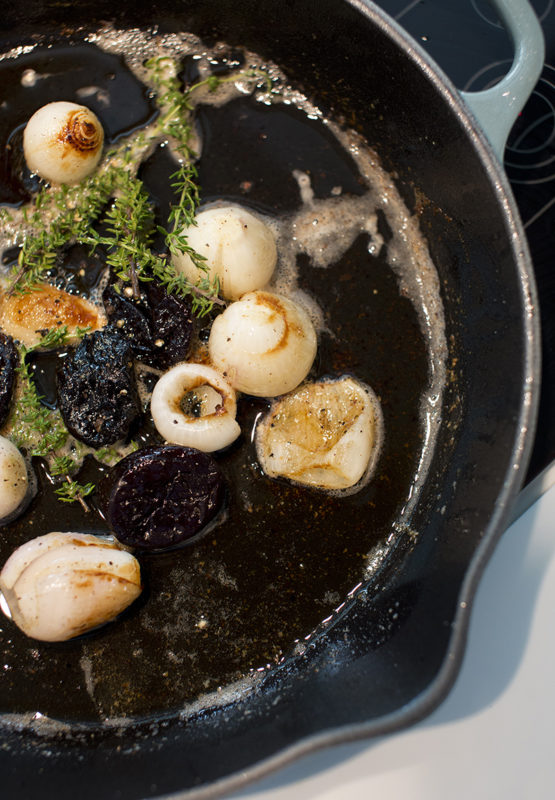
left=255, top=376, right=383, bottom=490
left=0, top=436, right=28, bottom=522
left=23, top=101, right=104, bottom=185
left=0, top=284, right=106, bottom=348
left=208, top=291, right=317, bottom=397
left=0, top=532, right=142, bottom=642
left=150, top=363, right=241, bottom=452
left=172, top=205, right=277, bottom=300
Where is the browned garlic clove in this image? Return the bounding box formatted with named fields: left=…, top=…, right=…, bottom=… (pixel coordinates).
left=23, top=101, right=104, bottom=185
left=255, top=376, right=383, bottom=491
left=208, top=290, right=317, bottom=397
left=0, top=284, right=106, bottom=348
left=0, top=532, right=142, bottom=641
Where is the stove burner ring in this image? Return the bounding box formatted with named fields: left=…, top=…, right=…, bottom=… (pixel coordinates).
left=464, top=63, right=555, bottom=184
left=471, top=0, right=554, bottom=27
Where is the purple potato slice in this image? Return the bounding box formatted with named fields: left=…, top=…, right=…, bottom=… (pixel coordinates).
left=103, top=445, right=225, bottom=550
left=144, top=282, right=194, bottom=371
left=57, top=326, right=141, bottom=447
left=102, top=282, right=194, bottom=370
left=102, top=285, right=154, bottom=361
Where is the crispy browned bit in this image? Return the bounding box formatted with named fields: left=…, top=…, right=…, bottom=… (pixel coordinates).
left=56, top=327, right=141, bottom=447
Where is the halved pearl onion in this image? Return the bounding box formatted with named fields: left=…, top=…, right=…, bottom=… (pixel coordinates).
left=208, top=291, right=317, bottom=397
left=172, top=205, right=277, bottom=300
left=150, top=363, right=240, bottom=452
left=0, top=532, right=141, bottom=642
left=23, top=101, right=104, bottom=185
left=0, top=436, right=28, bottom=522
left=255, top=376, right=383, bottom=491
left=0, top=284, right=106, bottom=348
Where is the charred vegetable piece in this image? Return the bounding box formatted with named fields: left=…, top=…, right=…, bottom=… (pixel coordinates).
left=103, top=445, right=225, bottom=550
left=0, top=331, right=18, bottom=427
left=57, top=327, right=141, bottom=447
left=102, top=283, right=193, bottom=370
left=144, top=282, right=194, bottom=371
left=102, top=285, right=153, bottom=361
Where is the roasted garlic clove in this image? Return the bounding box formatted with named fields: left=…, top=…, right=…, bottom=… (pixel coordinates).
left=208, top=290, right=317, bottom=397
left=255, top=376, right=383, bottom=491
left=172, top=205, right=277, bottom=300
left=23, top=101, right=104, bottom=185
left=0, top=532, right=142, bottom=641
left=150, top=363, right=241, bottom=452
left=0, top=436, right=29, bottom=523
left=0, top=284, right=105, bottom=348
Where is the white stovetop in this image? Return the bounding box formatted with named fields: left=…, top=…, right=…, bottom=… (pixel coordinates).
left=231, top=474, right=555, bottom=800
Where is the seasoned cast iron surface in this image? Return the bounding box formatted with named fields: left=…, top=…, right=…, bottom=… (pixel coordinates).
left=0, top=42, right=428, bottom=722
left=0, top=3, right=536, bottom=799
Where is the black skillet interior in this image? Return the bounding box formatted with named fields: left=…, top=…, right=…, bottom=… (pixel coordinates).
left=0, top=1, right=537, bottom=797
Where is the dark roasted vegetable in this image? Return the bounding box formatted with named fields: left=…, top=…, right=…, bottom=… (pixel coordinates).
left=102, top=282, right=194, bottom=370
left=102, top=285, right=154, bottom=361
left=145, top=282, right=194, bottom=370
left=0, top=331, right=18, bottom=427
left=56, top=326, right=141, bottom=447
left=103, top=444, right=225, bottom=550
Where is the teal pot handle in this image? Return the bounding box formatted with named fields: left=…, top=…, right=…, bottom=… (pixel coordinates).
left=460, top=0, right=545, bottom=160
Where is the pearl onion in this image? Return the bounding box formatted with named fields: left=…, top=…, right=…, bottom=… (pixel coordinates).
left=23, top=101, right=104, bottom=185
left=0, top=437, right=28, bottom=523
left=0, top=532, right=141, bottom=642
left=172, top=205, right=277, bottom=300
left=208, top=291, right=317, bottom=397
left=150, top=363, right=241, bottom=452
left=255, top=377, right=383, bottom=491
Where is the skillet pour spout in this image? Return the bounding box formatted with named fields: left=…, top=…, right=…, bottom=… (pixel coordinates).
left=0, top=0, right=540, bottom=797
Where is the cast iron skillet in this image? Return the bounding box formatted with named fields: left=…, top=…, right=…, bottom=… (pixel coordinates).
left=0, top=0, right=542, bottom=797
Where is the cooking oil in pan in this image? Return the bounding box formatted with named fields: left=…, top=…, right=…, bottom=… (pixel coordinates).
left=0, top=27, right=446, bottom=724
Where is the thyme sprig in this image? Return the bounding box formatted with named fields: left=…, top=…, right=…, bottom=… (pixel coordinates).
left=55, top=477, right=95, bottom=505
left=10, top=356, right=69, bottom=458
left=7, top=326, right=94, bottom=510
left=88, top=170, right=156, bottom=298
left=87, top=169, right=222, bottom=315
left=145, top=57, right=272, bottom=311
left=6, top=59, right=269, bottom=307
left=8, top=166, right=123, bottom=294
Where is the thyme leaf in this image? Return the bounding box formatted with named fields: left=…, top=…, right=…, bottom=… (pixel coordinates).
left=55, top=478, right=95, bottom=508
left=10, top=357, right=68, bottom=458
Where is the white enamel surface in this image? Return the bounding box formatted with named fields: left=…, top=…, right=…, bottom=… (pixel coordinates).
left=255, top=377, right=383, bottom=490
left=209, top=291, right=317, bottom=397
left=150, top=362, right=241, bottom=452
left=23, top=101, right=104, bottom=185
left=172, top=205, right=277, bottom=300
left=0, top=532, right=141, bottom=641
left=0, top=436, right=28, bottom=521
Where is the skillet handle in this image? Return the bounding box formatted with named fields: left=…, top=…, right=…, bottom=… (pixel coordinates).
left=459, top=0, right=545, bottom=161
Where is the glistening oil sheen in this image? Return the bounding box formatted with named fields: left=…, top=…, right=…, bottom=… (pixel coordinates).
left=0, top=34, right=443, bottom=724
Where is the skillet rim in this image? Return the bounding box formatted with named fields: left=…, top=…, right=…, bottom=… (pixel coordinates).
left=160, top=0, right=541, bottom=795
left=0, top=0, right=541, bottom=796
